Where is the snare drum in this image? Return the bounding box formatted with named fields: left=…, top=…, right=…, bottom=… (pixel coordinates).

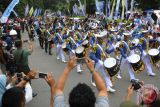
left=75, top=46, right=85, bottom=58
left=104, top=57, right=119, bottom=77
left=82, top=40, right=89, bottom=49
left=62, top=42, right=69, bottom=53
left=128, top=54, right=145, bottom=73
left=148, top=49, right=160, bottom=64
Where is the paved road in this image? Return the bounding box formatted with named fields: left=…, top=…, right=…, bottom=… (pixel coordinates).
left=23, top=32, right=160, bottom=107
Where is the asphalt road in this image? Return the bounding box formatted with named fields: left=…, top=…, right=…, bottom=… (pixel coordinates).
left=22, top=31, right=160, bottom=107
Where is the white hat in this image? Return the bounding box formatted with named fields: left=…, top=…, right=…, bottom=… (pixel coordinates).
left=100, top=30, right=107, bottom=36
left=123, top=32, right=130, bottom=36
left=141, top=30, right=148, bottom=33
left=110, top=28, right=117, bottom=32
left=9, top=29, right=17, bottom=36
left=95, top=34, right=104, bottom=38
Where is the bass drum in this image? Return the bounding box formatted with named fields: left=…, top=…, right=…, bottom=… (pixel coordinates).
left=128, top=54, right=145, bottom=73
left=104, top=57, right=119, bottom=77
left=148, top=49, right=160, bottom=64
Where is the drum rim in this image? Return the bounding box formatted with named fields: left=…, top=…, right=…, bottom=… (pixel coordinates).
left=148, top=49, right=159, bottom=56
left=62, top=42, right=67, bottom=49
left=75, top=46, right=85, bottom=54
left=82, top=40, right=89, bottom=45
left=128, top=54, right=140, bottom=64
left=104, top=57, right=117, bottom=68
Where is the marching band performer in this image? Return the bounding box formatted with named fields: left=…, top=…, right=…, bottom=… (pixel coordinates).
left=44, top=25, right=53, bottom=55
left=116, top=33, right=138, bottom=81
left=53, top=26, right=66, bottom=62
left=89, top=34, right=116, bottom=93
left=38, top=25, right=45, bottom=49
left=68, top=30, right=84, bottom=73
left=137, top=32, right=156, bottom=76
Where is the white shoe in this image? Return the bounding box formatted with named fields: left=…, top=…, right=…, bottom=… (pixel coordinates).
left=91, top=81, right=96, bottom=87
left=116, top=74, right=122, bottom=79
left=77, top=70, right=83, bottom=73
left=62, top=60, right=67, bottom=63
left=107, top=87, right=116, bottom=93
left=57, top=57, right=60, bottom=60
left=131, top=78, right=139, bottom=82
left=148, top=73, right=156, bottom=77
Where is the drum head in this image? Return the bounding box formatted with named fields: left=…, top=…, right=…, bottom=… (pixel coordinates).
left=148, top=49, right=159, bottom=56
left=62, top=42, right=67, bottom=49
left=82, top=40, right=89, bottom=45
left=132, top=38, right=139, bottom=45
left=75, top=46, right=84, bottom=54
left=128, top=54, right=140, bottom=64
left=104, top=57, right=116, bottom=68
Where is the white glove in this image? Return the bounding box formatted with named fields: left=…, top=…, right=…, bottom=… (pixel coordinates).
left=98, top=60, right=103, bottom=65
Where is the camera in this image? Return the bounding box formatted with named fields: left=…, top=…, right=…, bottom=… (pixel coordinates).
left=16, top=73, right=23, bottom=78
left=39, top=72, right=47, bottom=78
left=131, top=79, right=142, bottom=90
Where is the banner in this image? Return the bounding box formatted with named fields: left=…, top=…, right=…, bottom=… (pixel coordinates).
left=36, top=8, right=42, bottom=16
left=124, top=0, right=128, bottom=12
left=114, top=0, right=121, bottom=20
left=29, top=7, right=34, bottom=16
left=1, top=0, right=19, bottom=23
left=33, top=8, right=38, bottom=17
left=95, top=0, right=104, bottom=13
left=12, top=9, right=18, bottom=17
left=25, top=4, right=29, bottom=16
left=130, top=0, right=135, bottom=13
left=109, top=0, right=116, bottom=19
left=121, top=0, right=125, bottom=19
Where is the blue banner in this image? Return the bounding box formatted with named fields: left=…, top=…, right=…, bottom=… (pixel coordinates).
left=33, top=8, right=38, bottom=17
left=0, top=0, right=19, bottom=23
left=114, top=0, right=121, bottom=20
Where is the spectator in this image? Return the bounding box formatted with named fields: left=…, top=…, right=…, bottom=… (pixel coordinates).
left=1, top=71, right=55, bottom=107
left=13, top=39, right=33, bottom=75
left=0, top=40, right=6, bottom=74
left=0, top=70, right=37, bottom=107
left=120, top=85, right=140, bottom=107
left=137, top=84, right=160, bottom=107
left=54, top=57, right=109, bottom=107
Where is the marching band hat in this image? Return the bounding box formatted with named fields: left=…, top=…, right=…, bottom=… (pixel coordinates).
left=56, top=26, right=62, bottom=30
left=95, top=34, right=105, bottom=38
left=110, top=28, right=117, bottom=32
left=123, top=32, right=130, bottom=36
left=141, top=30, right=148, bottom=33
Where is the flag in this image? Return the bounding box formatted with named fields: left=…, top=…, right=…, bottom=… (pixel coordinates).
left=114, top=0, right=121, bottom=20
left=12, top=9, right=18, bottom=17
left=124, top=0, right=128, bottom=12
left=33, top=8, right=37, bottom=17
left=29, top=7, right=34, bottom=16
left=1, top=0, right=19, bottom=23
left=121, top=0, right=125, bottom=19
left=109, top=0, right=116, bottom=19
left=130, top=0, right=135, bottom=13
left=25, top=4, right=29, bottom=16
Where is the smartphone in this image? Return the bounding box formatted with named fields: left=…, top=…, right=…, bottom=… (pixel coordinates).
left=16, top=73, right=23, bottom=78
left=39, top=73, right=47, bottom=78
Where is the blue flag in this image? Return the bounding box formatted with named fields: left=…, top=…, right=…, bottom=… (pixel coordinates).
left=1, top=0, right=19, bottom=23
